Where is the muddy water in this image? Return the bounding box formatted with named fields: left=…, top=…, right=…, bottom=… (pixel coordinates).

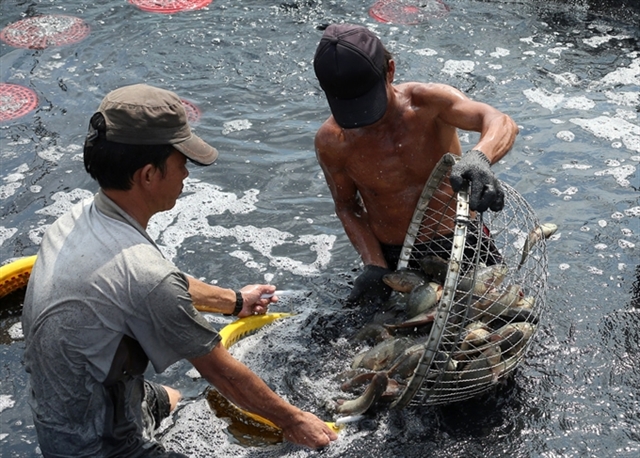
left=1, top=1, right=638, bottom=457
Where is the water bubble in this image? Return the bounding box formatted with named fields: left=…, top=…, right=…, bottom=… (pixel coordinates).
left=624, top=207, right=640, bottom=217
left=618, top=240, right=635, bottom=249
left=557, top=131, right=575, bottom=142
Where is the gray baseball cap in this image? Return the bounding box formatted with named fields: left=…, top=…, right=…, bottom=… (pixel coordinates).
left=98, top=84, right=218, bottom=165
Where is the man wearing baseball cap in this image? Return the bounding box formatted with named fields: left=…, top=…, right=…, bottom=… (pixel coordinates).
left=22, top=84, right=337, bottom=457
left=313, top=24, right=519, bottom=308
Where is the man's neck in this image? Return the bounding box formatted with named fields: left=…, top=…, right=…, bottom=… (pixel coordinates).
left=102, top=188, right=153, bottom=229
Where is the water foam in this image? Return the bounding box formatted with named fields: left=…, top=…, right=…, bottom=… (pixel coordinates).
left=147, top=179, right=336, bottom=277
left=0, top=395, right=15, bottom=413
left=569, top=116, right=640, bottom=153
left=0, top=227, right=18, bottom=247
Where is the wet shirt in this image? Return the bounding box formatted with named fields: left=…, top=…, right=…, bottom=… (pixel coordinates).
left=22, top=191, right=221, bottom=458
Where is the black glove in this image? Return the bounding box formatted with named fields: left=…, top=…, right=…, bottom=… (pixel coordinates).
left=347, top=265, right=393, bottom=307
left=449, top=150, right=505, bottom=212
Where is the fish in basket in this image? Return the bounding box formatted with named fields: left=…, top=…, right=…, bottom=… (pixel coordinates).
left=334, top=153, right=557, bottom=414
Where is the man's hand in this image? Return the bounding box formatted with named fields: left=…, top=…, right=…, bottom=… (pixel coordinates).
left=347, top=265, right=392, bottom=307
left=237, top=284, right=276, bottom=317
left=281, top=410, right=338, bottom=449
left=449, top=150, right=505, bottom=212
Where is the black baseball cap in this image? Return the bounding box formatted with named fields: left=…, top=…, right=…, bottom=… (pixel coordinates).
left=313, top=24, right=388, bottom=129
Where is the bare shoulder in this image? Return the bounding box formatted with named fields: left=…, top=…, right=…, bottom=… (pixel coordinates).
left=399, top=82, right=467, bottom=106
left=314, top=119, right=346, bottom=164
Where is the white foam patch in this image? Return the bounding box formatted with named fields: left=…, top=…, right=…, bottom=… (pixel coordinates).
left=8, top=322, right=23, bottom=340
left=35, top=188, right=94, bottom=217
left=441, top=59, right=475, bottom=76
left=569, top=116, right=640, bottom=153
left=490, top=47, right=510, bottom=58
left=619, top=240, right=635, bottom=249
left=148, top=179, right=335, bottom=277
left=523, top=88, right=595, bottom=112
left=0, top=183, right=21, bottom=199
left=519, top=36, right=544, bottom=48
left=598, top=57, right=640, bottom=87
left=625, top=207, right=640, bottom=218
left=557, top=131, right=575, bottom=142
left=583, top=34, right=632, bottom=48
left=0, top=395, right=15, bottom=413
left=550, top=187, right=578, bottom=197
left=548, top=45, right=570, bottom=56
left=414, top=48, right=437, bottom=56
left=0, top=227, right=18, bottom=247
left=37, top=145, right=65, bottom=163
left=221, top=119, right=252, bottom=135
left=563, top=96, right=595, bottom=110
left=588, top=266, right=604, bottom=275
left=594, top=164, right=636, bottom=187
left=605, top=91, right=640, bottom=107
left=28, top=224, right=49, bottom=246
left=562, top=164, right=592, bottom=170
left=546, top=71, right=581, bottom=86
left=523, top=88, right=564, bottom=111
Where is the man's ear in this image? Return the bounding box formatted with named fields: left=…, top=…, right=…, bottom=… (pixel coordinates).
left=387, top=59, right=395, bottom=83
left=135, top=163, right=157, bottom=187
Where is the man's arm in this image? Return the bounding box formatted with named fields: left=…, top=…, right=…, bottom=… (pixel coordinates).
left=315, top=138, right=386, bottom=267
left=189, top=343, right=337, bottom=449
left=425, top=84, right=519, bottom=163
left=187, top=277, right=275, bottom=317
left=421, top=84, right=518, bottom=212
left=315, top=132, right=393, bottom=307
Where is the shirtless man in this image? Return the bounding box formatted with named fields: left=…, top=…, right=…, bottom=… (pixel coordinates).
left=313, top=24, right=518, bottom=308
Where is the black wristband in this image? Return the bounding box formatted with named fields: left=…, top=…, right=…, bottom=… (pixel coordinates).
left=224, top=291, right=243, bottom=316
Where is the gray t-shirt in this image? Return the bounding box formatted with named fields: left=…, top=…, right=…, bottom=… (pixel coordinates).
left=22, top=191, right=220, bottom=457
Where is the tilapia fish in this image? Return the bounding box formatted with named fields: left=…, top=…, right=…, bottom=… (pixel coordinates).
left=406, top=282, right=442, bottom=318
left=457, top=264, right=509, bottom=297
left=417, top=255, right=449, bottom=284
left=336, top=372, right=389, bottom=415
left=383, top=269, right=426, bottom=293
left=518, top=222, right=558, bottom=269
left=457, top=344, right=503, bottom=388
left=351, top=337, right=414, bottom=371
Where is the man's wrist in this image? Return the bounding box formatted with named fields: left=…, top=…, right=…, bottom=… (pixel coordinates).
left=223, top=291, right=243, bottom=316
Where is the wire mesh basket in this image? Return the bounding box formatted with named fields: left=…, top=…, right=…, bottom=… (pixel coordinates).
left=389, top=153, right=550, bottom=408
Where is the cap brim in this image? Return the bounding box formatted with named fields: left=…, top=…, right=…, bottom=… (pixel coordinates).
left=173, top=134, right=219, bottom=166
left=325, top=78, right=388, bottom=129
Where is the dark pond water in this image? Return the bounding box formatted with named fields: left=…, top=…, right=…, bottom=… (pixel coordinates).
left=1, top=0, right=639, bottom=457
